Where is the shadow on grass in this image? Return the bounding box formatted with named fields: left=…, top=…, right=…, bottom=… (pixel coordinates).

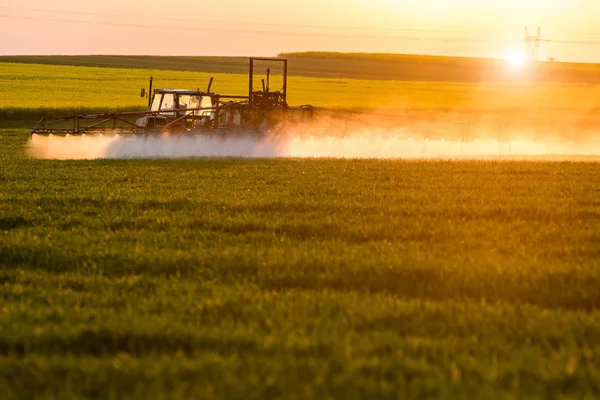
left=3, top=241, right=600, bottom=311
left=0, top=329, right=332, bottom=358
left=261, top=267, right=600, bottom=312
left=0, top=217, right=35, bottom=230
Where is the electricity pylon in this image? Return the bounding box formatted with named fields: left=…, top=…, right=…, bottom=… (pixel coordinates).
left=525, top=27, right=541, bottom=61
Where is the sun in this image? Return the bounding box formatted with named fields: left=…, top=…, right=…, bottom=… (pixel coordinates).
left=507, top=53, right=527, bottom=69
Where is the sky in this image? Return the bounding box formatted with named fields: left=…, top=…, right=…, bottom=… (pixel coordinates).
left=2, top=0, right=600, bottom=62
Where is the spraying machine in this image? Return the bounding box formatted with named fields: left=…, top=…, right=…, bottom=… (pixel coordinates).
left=31, top=57, right=476, bottom=144
left=27, top=57, right=564, bottom=159
left=31, top=58, right=317, bottom=136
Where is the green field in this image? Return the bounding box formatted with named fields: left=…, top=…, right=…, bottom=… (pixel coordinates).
left=2, top=130, right=600, bottom=398
left=2, top=53, right=600, bottom=398
left=3, top=52, right=600, bottom=83
left=3, top=62, right=600, bottom=137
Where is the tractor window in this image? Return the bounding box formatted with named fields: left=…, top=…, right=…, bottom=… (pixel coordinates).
left=200, top=96, right=213, bottom=116
left=178, top=95, right=190, bottom=111
left=187, top=96, right=203, bottom=115
left=160, top=94, right=175, bottom=111
left=150, top=95, right=162, bottom=112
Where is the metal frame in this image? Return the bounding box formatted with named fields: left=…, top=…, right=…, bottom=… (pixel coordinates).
left=32, top=57, right=302, bottom=136
left=249, top=57, right=288, bottom=108
left=30, top=57, right=475, bottom=141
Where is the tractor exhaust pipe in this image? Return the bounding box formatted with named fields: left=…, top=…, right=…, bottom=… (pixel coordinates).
left=148, top=77, right=153, bottom=108
left=266, top=68, right=270, bottom=92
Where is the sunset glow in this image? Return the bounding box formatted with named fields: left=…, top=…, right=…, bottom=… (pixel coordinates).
left=1, top=0, right=599, bottom=61
left=507, top=53, right=527, bottom=69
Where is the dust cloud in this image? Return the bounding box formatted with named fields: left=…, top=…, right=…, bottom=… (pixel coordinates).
left=28, top=132, right=600, bottom=160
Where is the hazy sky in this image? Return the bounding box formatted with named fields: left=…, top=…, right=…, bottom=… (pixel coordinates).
left=2, top=0, right=600, bottom=62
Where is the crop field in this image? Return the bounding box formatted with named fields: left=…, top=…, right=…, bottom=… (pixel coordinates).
left=2, top=129, right=600, bottom=399
left=3, top=62, right=600, bottom=137
left=3, top=52, right=600, bottom=82
left=2, top=54, right=600, bottom=398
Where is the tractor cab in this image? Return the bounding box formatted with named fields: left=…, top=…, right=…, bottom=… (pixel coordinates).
left=137, top=89, right=215, bottom=129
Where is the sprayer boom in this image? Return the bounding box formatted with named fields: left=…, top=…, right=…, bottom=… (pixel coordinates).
left=32, top=58, right=320, bottom=137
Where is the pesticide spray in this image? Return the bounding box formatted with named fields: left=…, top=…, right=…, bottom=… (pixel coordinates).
left=28, top=131, right=600, bottom=160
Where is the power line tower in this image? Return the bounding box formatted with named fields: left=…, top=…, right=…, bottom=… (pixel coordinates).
left=525, top=27, right=541, bottom=61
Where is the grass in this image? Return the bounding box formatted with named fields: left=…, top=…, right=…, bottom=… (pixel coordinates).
left=2, top=129, right=600, bottom=398
left=3, top=62, right=600, bottom=135
left=2, top=54, right=600, bottom=398
left=3, top=53, right=600, bottom=83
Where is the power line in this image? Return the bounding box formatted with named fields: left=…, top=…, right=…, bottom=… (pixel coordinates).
left=0, top=14, right=511, bottom=44
left=0, top=5, right=487, bottom=34
left=6, top=5, right=600, bottom=38
left=541, top=39, right=600, bottom=45
left=554, top=31, right=600, bottom=36
left=3, top=6, right=600, bottom=50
